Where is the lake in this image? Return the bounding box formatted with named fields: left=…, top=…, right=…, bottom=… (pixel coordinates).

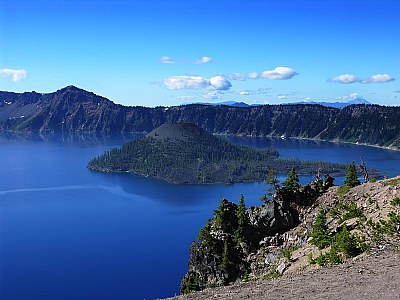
left=1, top=134, right=399, bottom=300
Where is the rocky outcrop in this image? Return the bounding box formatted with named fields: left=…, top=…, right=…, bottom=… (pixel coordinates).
left=180, top=177, right=331, bottom=293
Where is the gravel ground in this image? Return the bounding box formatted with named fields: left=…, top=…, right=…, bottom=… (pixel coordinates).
left=164, top=251, right=400, bottom=300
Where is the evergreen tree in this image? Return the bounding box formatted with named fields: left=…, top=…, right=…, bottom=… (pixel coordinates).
left=344, top=161, right=360, bottom=187
left=221, top=239, right=230, bottom=271
left=261, top=169, right=280, bottom=203
left=282, top=166, right=301, bottom=192
left=234, top=194, right=247, bottom=246
left=309, top=209, right=331, bottom=249
left=214, top=198, right=226, bottom=227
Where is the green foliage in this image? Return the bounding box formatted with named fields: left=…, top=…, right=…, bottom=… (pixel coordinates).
left=337, top=200, right=366, bottom=223
left=368, top=210, right=400, bottom=241
left=309, top=210, right=331, bottom=249
left=344, top=161, right=360, bottom=188
left=181, top=273, right=200, bottom=294
left=383, top=178, right=400, bottom=186
left=309, top=226, right=366, bottom=266
left=234, top=194, right=247, bottom=246
left=282, top=246, right=299, bottom=261
left=337, top=185, right=350, bottom=196
left=221, top=239, right=231, bottom=272
left=391, top=197, right=400, bottom=206
left=282, top=166, right=301, bottom=192
left=261, top=169, right=280, bottom=202
left=214, top=198, right=227, bottom=227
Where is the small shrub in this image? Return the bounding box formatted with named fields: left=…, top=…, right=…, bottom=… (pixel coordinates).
left=384, top=178, right=400, bottom=186
left=338, top=185, right=350, bottom=196
left=391, top=197, right=400, bottom=207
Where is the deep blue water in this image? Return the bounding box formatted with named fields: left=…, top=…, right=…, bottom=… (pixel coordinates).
left=0, top=135, right=399, bottom=300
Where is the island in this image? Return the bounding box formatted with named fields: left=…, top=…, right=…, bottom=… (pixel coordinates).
left=87, top=123, right=347, bottom=184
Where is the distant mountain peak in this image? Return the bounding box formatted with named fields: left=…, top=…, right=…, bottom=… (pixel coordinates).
left=56, top=85, right=88, bottom=94
left=291, top=98, right=371, bottom=108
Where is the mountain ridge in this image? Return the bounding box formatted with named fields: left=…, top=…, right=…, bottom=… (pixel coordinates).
left=1, top=87, right=399, bottom=149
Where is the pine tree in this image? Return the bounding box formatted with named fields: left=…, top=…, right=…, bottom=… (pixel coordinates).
left=310, top=210, right=331, bottom=249
left=261, top=169, right=280, bottom=203
left=282, top=166, right=301, bottom=192
left=344, top=161, right=360, bottom=187
left=234, top=194, right=247, bottom=246
left=221, top=239, right=230, bottom=271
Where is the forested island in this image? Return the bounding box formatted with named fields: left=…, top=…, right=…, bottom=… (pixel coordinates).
left=88, top=123, right=348, bottom=184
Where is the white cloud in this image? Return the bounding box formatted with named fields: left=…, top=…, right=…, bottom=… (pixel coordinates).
left=261, top=67, right=298, bottom=80
left=248, top=72, right=259, bottom=79
left=349, top=92, right=359, bottom=98
left=277, top=95, right=288, bottom=100
left=362, top=74, right=395, bottom=83
left=193, top=56, right=213, bottom=64
left=176, top=95, right=195, bottom=101
left=209, top=75, right=232, bottom=90
left=238, top=88, right=271, bottom=96
left=203, top=90, right=224, bottom=100
left=328, top=73, right=395, bottom=84
left=163, top=76, right=209, bottom=90
left=0, top=68, right=27, bottom=82
left=163, top=75, right=231, bottom=91
left=160, top=56, right=175, bottom=64
left=226, top=73, right=247, bottom=81
left=328, top=74, right=359, bottom=84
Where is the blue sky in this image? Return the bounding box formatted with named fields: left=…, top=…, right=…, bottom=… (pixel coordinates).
left=1, top=0, right=399, bottom=106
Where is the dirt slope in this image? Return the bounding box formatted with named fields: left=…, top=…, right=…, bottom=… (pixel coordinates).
left=166, top=251, right=399, bottom=300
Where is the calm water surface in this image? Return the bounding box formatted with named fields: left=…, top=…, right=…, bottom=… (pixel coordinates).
left=1, top=134, right=399, bottom=300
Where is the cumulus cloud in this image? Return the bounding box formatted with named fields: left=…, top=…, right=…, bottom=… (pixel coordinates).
left=163, top=76, right=209, bottom=90
left=261, top=67, right=298, bottom=80
left=0, top=68, right=27, bottom=82
left=193, top=56, right=213, bottom=64
left=277, top=95, right=288, bottom=100
left=328, top=74, right=359, bottom=84
left=362, top=74, right=395, bottom=83
left=160, top=56, right=175, bottom=64
left=209, top=75, right=232, bottom=90
left=163, top=75, right=231, bottom=91
left=328, top=73, right=395, bottom=84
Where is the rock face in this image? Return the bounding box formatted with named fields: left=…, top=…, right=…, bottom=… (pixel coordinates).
left=180, top=179, right=324, bottom=293
left=180, top=177, right=335, bottom=294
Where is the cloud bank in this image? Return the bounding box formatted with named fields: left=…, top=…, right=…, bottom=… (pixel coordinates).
left=163, top=75, right=231, bottom=91
left=328, top=73, right=395, bottom=84
left=0, top=68, right=27, bottom=82
left=225, top=67, right=298, bottom=81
